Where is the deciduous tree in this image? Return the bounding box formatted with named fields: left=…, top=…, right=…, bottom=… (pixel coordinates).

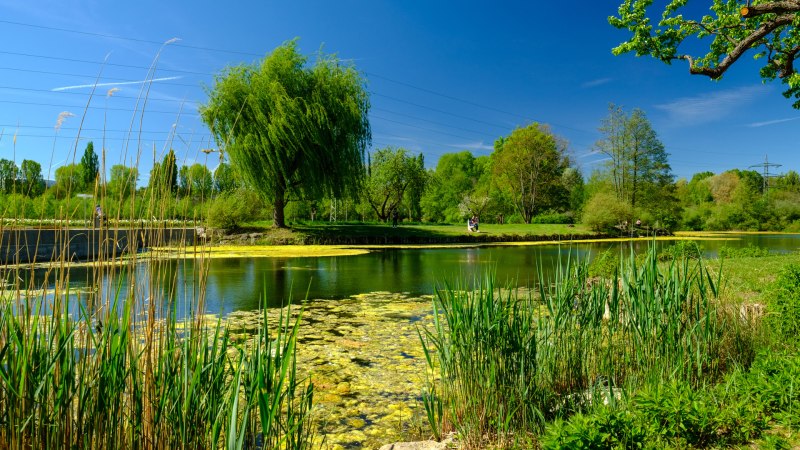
left=108, top=165, right=138, bottom=200
left=79, top=141, right=99, bottom=191
left=595, top=105, right=674, bottom=211
left=19, top=159, right=44, bottom=197
left=0, top=159, right=18, bottom=194
left=53, top=164, right=83, bottom=198
left=201, top=40, right=371, bottom=228
left=491, top=123, right=570, bottom=224
left=610, top=0, right=800, bottom=107
left=364, top=147, right=426, bottom=222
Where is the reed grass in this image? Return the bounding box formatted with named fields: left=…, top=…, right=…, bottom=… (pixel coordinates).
left=0, top=41, right=314, bottom=449
left=419, top=246, right=756, bottom=448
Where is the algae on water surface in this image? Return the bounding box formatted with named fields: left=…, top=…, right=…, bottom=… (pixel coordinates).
left=227, top=291, right=435, bottom=450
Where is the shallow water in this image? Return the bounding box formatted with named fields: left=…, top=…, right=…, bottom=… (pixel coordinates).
left=229, top=291, right=435, bottom=450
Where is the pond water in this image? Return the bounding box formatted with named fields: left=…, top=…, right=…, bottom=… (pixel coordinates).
left=14, top=233, right=796, bottom=313
left=5, top=233, right=800, bottom=449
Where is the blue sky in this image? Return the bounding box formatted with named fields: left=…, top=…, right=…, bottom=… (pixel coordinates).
left=1, top=0, right=799, bottom=185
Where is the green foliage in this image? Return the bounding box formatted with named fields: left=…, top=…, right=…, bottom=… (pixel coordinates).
left=19, top=159, right=44, bottom=197
left=79, top=141, right=99, bottom=190
left=0, top=158, right=18, bottom=194
left=182, top=163, right=213, bottom=200
left=364, top=147, right=426, bottom=221
left=768, top=264, right=800, bottom=342
left=492, top=123, right=571, bottom=223
left=544, top=378, right=766, bottom=449
left=595, top=105, right=674, bottom=211
left=213, top=161, right=238, bottom=193
left=421, top=249, right=753, bottom=446
left=541, top=407, right=646, bottom=450
left=610, top=0, right=800, bottom=108
left=419, top=275, right=543, bottom=447
left=149, top=149, right=179, bottom=194
left=52, top=163, right=84, bottom=198
left=106, top=164, right=138, bottom=200
left=531, top=211, right=574, bottom=224
left=582, top=192, right=632, bottom=232
left=207, top=188, right=263, bottom=229
left=718, top=244, right=771, bottom=259
left=421, top=151, right=487, bottom=223
left=201, top=39, right=371, bottom=228
left=0, top=286, right=314, bottom=449
left=658, top=240, right=703, bottom=261
left=588, top=248, right=621, bottom=278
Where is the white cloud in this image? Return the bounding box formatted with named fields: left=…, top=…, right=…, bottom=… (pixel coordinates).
left=654, top=85, right=764, bottom=126
left=581, top=78, right=612, bottom=88
left=445, top=141, right=493, bottom=151
left=52, top=76, right=182, bottom=92
left=747, top=116, right=800, bottom=127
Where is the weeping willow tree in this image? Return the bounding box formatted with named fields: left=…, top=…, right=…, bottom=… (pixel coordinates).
left=200, top=40, right=371, bottom=228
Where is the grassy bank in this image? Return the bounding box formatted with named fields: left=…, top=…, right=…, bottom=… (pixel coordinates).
left=230, top=222, right=602, bottom=245
left=419, top=250, right=800, bottom=448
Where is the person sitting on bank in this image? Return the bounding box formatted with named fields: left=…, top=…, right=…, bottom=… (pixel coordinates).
left=471, top=215, right=479, bottom=232
left=467, top=217, right=475, bottom=232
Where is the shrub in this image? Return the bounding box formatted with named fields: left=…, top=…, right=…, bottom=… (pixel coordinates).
left=532, top=211, right=574, bottom=224
left=541, top=407, right=647, bottom=450
left=718, top=244, right=771, bottom=259
left=582, top=192, right=632, bottom=232
left=768, top=264, right=800, bottom=342
left=207, top=188, right=263, bottom=229
left=657, top=240, right=703, bottom=261
left=588, top=248, right=621, bottom=278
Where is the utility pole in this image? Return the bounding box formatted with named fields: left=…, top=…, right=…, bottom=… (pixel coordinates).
left=749, top=154, right=781, bottom=195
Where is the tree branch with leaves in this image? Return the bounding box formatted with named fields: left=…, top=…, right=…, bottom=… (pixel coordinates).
left=610, top=0, right=800, bottom=107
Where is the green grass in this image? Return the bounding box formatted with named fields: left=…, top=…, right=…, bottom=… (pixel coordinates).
left=241, top=221, right=596, bottom=242
left=419, top=248, right=763, bottom=448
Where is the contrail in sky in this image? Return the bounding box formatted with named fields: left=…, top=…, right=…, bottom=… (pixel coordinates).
left=52, top=76, right=182, bottom=92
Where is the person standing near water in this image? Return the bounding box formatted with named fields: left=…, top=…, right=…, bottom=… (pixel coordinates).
left=391, top=209, right=399, bottom=228
left=94, top=205, right=103, bottom=228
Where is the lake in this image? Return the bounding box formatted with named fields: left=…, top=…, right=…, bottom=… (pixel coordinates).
left=13, top=233, right=800, bottom=314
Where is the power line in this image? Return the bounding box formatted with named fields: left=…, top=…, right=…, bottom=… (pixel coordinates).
left=0, top=50, right=210, bottom=76
left=0, top=19, right=262, bottom=57
left=0, top=20, right=579, bottom=130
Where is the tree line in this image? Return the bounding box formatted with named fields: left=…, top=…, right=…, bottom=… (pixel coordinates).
left=6, top=33, right=800, bottom=232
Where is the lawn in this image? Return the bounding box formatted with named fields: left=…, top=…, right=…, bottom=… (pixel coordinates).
left=243, top=220, right=596, bottom=240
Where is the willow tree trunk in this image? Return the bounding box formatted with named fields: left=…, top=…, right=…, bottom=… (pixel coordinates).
left=273, top=185, right=287, bottom=228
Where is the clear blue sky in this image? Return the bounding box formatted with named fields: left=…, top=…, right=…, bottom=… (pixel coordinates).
left=1, top=1, right=798, bottom=185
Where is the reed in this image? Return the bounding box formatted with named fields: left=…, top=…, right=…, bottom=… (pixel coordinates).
left=419, top=246, right=755, bottom=448
left=0, top=42, right=314, bottom=449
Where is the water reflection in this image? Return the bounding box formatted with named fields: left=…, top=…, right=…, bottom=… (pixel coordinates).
left=8, top=234, right=800, bottom=315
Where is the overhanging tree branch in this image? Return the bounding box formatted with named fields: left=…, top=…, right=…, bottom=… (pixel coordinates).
left=681, top=13, right=796, bottom=79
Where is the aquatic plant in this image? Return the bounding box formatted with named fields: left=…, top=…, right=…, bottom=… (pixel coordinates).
left=419, top=247, right=756, bottom=448
left=0, top=41, right=314, bottom=449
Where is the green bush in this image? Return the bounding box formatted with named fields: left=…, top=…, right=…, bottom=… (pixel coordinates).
left=718, top=244, right=771, bottom=259
left=541, top=407, right=647, bottom=450
left=769, top=264, right=800, bottom=342
left=657, top=240, right=703, bottom=261
left=582, top=192, right=632, bottom=232
left=532, top=211, right=574, bottom=224
left=588, top=248, right=621, bottom=278
left=207, top=188, right=263, bottom=229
